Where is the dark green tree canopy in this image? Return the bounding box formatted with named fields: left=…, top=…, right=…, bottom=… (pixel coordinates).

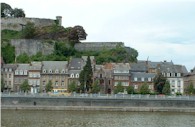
left=114, top=82, right=124, bottom=94
left=153, top=73, right=167, bottom=94
left=1, top=3, right=13, bottom=17
left=162, top=81, right=171, bottom=95
left=45, top=80, right=53, bottom=92
left=11, top=8, right=25, bottom=17
left=140, top=83, right=150, bottom=94
left=79, top=56, right=93, bottom=93
left=20, top=80, right=30, bottom=93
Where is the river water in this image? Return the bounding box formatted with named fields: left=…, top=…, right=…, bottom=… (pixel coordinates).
left=1, top=110, right=195, bottom=127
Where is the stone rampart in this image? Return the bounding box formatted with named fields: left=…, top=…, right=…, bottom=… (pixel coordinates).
left=74, top=42, right=124, bottom=51
left=10, top=39, right=54, bottom=56
left=1, top=17, right=56, bottom=31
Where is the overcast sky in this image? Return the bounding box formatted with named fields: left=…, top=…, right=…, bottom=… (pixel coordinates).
left=1, top=0, right=195, bottom=71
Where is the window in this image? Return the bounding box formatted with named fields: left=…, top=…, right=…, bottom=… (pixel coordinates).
left=55, top=69, right=59, bottom=73
left=5, top=68, right=8, bottom=72
left=61, top=81, right=64, bottom=86
left=43, top=81, right=46, bottom=86
left=9, top=81, right=11, bottom=85
left=100, top=74, right=102, bottom=78
left=61, top=69, right=65, bottom=73
left=134, top=85, right=138, bottom=89
left=177, top=73, right=181, bottom=77
left=76, top=73, right=79, bottom=78
left=24, top=70, right=27, bottom=75
left=9, top=74, right=11, bottom=78
left=149, top=85, right=153, bottom=89
left=15, top=70, right=18, bottom=75
left=20, top=70, right=23, bottom=75
left=148, top=78, right=152, bottom=82
left=55, top=81, right=58, bottom=86
left=167, top=73, right=170, bottom=77
left=70, top=73, right=74, bottom=78
left=134, top=77, right=137, bottom=81
left=49, top=69, right=52, bottom=73
left=109, top=80, right=110, bottom=85
left=9, top=68, right=12, bottom=72
left=141, top=77, right=144, bottom=81
left=43, top=69, right=46, bottom=73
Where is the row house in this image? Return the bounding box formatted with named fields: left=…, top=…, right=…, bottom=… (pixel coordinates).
left=1, top=64, right=17, bottom=92
left=183, top=67, right=195, bottom=91
left=93, top=63, right=113, bottom=94
left=68, top=58, right=84, bottom=85
left=131, top=72, right=156, bottom=92
left=28, top=62, right=42, bottom=93
left=113, top=63, right=131, bottom=90
left=41, top=61, right=69, bottom=92
left=159, top=62, right=188, bottom=94
left=14, top=64, right=30, bottom=92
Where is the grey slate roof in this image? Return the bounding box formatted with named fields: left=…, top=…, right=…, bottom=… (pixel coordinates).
left=42, top=61, right=68, bottom=72
left=68, top=58, right=84, bottom=70
left=131, top=72, right=156, bottom=80
left=130, top=61, right=147, bottom=72
left=16, top=64, right=30, bottom=70
left=2, top=64, right=17, bottom=70
left=113, top=63, right=130, bottom=71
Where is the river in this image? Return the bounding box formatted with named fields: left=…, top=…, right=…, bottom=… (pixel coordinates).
left=1, top=110, right=195, bottom=127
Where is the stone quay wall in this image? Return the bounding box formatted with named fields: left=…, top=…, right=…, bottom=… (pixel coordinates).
left=2, top=96, right=195, bottom=112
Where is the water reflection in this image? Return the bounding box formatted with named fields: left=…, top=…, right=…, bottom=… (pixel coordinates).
left=1, top=110, right=195, bottom=127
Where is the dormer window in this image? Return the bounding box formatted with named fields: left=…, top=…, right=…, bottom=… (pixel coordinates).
left=15, top=70, right=18, bottom=75
left=134, top=77, right=137, bottom=81
left=141, top=77, right=144, bottom=81
left=70, top=73, right=74, bottom=78
left=76, top=73, right=79, bottom=78
left=49, top=69, right=52, bottom=73
left=43, top=69, right=46, bottom=73
left=55, top=69, right=59, bottom=73
left=9, top=68, right=12, bottom=72
left=24, top=70, right=27, bottom=75
left=61, top=69, right=65, bottom=73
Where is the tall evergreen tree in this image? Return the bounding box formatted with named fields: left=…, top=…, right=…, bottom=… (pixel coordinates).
left=153, top=73, right=167, bottom=94
left=79, top=56, right=93, bottom=93
left=45, top=80, right=53, bottom=92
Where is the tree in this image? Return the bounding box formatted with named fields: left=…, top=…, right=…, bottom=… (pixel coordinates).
left=153, top=73, right=167, bottom=94
left=11, top=8, right=25, bottom=17
left=91, top=80, right=100, bottom=93
left=140, top=83, right=150, bottom=94
left=1, top=3, right=13, bottom=17
left=79, top=56, right=93, bottom=93
left=1, top=42, right=15, bottom=63
left=68, top=81, right=77, bottom=93
left=1, top=77, right=5, bottom=92
left=185, top=82, right=194, bottom=95
left=126, top=85, right=134, bottom=94
left=45, top=80, right=53, bottom=92
left=22, top=22, right=37, bottom=39
left=20, top=80, right=30, bottom=93
left=16, top=53, right=30, bottom=63
left=162, top=81, right=171, bottom=95
left=114, top=82, right=124, bottom=94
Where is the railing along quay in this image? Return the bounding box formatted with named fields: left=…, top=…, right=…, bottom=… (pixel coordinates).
left=1, top=92, right=195, bottom=100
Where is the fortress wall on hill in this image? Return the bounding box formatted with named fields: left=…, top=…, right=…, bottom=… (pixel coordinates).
left=74, top=42, right=124, bottom=51
left=10, top=39, right=54, bottom=56
left=1, top=17, right=56, bottom=31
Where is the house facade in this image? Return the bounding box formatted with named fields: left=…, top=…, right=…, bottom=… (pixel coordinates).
left=41, top=61, right=69, bottom=92
left=1, top=64, right=17, bottom=92
left=28, top=62, right=42, bottom=93
left=14, top=64, right=30, bottom=92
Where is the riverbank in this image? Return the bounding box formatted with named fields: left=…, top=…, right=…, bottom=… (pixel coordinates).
left=2, top=105, right=195, bottom=113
